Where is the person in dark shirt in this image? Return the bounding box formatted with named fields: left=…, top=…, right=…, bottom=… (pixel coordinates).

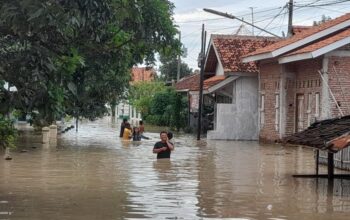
left=132, top=127, right=142, bottom=141
left=153, top=131, right=174, bottom=159
left=119, top=118, right=127, bottom=137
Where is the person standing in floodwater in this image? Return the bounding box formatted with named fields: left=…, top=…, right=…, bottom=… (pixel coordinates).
left=139, top=120, right=149, bottom=140
left=122, top=123, right=132, bottom=140
left=119, top=118, right=127, bottom=137
left=153, top=131, right=174, bottom=159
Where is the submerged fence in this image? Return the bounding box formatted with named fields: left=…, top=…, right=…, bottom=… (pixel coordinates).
left=319, top=147, right=350, bottom=170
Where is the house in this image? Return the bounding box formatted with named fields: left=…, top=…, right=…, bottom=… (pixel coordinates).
left=176, top=35, right=278, bottom=140
left=116, top=67, right=155, bottom=124
left=243, top=13, right=350, bottom=144
left=175, top=73, right=200, bottom=129
left=131, top=67, right=155, bottom=82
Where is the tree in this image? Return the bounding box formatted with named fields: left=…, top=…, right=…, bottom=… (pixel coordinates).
left=159, top=48, right=192, bottom=81
left=0, top=0, right=181, bottom=127
left=147, top=88, right=187, bottom=131
left=313, top=15, right=332, bottom=26
left=129, top=81, right=167, bottom=117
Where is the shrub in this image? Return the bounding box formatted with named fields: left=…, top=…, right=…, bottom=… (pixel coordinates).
left=0, top=115, right=17, bottom=149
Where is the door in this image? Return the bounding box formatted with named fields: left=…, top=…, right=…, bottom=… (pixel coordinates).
left=296, top=94, right=305, bottom=132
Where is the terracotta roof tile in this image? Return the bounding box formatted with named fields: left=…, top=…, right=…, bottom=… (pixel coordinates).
left=284, top=115, right=350, bottom=153
left=292, top=26, right=312, bottom=35
left=175, top=74, right=200, bottom=91
left=191, top=75, right=226, bottom=91
left=246, top=13, right=350, bottom=57
left=131, top=67, right=155, bottom=82
left=210, top=35, right=278, bottom=73
left=284, top=28, right=350, bottom=56
left=175, top=74, right=226, bottom=91
left=203, top=75, right=226, bottom=90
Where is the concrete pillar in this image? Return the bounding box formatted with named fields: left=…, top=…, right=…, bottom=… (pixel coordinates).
left=4, top=148, right=12, bottom=160
left=49, top=125, right=58, bottom=146
left=279, top=65, right=287, bottom=139
left=42, top=127, right=50, bottom=144
left=49, top=125, right=57, bottom=139
left=321, top=57, right=331, bottom=119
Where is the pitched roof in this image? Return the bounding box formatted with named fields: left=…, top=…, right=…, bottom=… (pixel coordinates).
left=279, top=28, right=350, bottom=63
left=131, top=67, right=155, bottom=82
left=203, top=75, right=226, bottom=90
left=284, top=115, right=350, bottom=153
left=245, top=13, right=350, bottom=58
left=286, top=28, right=350, bottom=56
left=292, top=26, right=312, bottom=35
left=175, top=74, right=200, bottom=91
left=175, top=74, right=226, bottom=92
left=205, top=35, right=278, bottom=73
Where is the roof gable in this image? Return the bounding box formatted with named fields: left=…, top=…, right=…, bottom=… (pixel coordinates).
left=175, top=74, right=200, bottom=91
left=243, top=13, right=350, bottom=62
left=131, top=67, right=155, bottom=82
left=204, top=35, right=278, bottom=74
left=279, top=28, right=350, bottom=64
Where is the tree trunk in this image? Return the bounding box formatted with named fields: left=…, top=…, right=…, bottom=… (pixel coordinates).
left=76, top=117, right=79, bottom=132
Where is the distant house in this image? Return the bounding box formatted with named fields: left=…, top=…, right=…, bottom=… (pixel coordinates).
left=243, top=13, right=350, bottom=144
left=116, top=67, right=155, bottom=124
left=176, top=35, right=278, bottom=140
left=131, top=67, right=155, bottom=82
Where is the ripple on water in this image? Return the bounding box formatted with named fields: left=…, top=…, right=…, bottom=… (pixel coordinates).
left=1, top=118, right=350, bottom=220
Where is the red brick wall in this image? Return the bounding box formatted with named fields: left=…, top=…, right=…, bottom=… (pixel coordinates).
left=259, top=59, right=322, bottom=143
left=259, top=62, right=281, bottom=143
left=285, top=59, right=322, bottom=135
left=328, top=56, right=350, bottom=117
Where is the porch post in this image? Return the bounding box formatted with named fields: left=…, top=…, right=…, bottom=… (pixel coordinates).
left=321, top=57, right=331, bottom=120
left=328, top=152, right=334, bottom=179
left=279, top=65, right=287, bottom=138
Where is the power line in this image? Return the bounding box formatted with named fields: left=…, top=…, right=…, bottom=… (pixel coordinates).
left=175, top=6, right=283, bottom=24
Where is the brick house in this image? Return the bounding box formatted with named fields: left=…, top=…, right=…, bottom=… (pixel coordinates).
left=131, top=67, right=155, bottom=82
left=243, top=13, right=350, bottom=143
left=176, top=35, right=277, bottom=139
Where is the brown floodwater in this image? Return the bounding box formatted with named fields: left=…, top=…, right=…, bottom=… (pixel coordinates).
left=1, top=118, right=350, bottom=220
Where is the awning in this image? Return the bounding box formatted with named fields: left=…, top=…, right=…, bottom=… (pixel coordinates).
left=283, top=115, right=350, bottom=153
left=204, top=76, right=239, bottom=94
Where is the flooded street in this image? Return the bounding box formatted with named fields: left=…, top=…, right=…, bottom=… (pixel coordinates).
left=1, top=118, right=350, bottom=220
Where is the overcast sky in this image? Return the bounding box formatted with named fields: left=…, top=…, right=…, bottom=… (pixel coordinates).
left=170, top=0, right=350, bottom=70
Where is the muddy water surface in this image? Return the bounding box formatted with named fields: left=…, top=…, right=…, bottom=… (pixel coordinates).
left=1, top=118, right=350, bottom=220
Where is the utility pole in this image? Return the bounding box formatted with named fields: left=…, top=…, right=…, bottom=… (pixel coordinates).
left=287, top=0, right=294, bottom=37
left=177, top=31, right=181, bottom=82
left=249, top=7, right=255, bottom=36
left=203, top=8, right=282, bottom=38
left=197, top=24, right=206, bottom=141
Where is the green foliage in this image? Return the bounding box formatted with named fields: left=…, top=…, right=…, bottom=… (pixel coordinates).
left=0, top=0, right=180, bottom=127
left=159, top=51, right=192, bottom=81
left=146, top=88, right=187, bottom=131
left=129, top=81, right=188, bottom=130
left=129, top=81, right=167, bottom=116
left=313, top=15, right=332, bottom=26
left=0, top=114, right=17, bottom=149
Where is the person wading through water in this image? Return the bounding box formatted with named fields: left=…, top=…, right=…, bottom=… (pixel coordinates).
left=153, top=131, right=174, bottom=159
left=119, top=118, right=128, bottom=138
left=122, top=123, right=132, bottom=140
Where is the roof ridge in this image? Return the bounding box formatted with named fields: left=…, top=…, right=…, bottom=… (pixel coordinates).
left=211, top=34, right=279, bottom=40
left=244, top=12, right=350, bottom=59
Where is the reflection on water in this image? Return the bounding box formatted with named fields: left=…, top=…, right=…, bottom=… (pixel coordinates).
left=1, top=118, right=350, bottom=219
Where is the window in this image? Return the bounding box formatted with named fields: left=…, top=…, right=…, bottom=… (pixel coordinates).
left=260, top=95, right=265, bottom=127
left=315, top=93, right=320, bottom=117
left=307, top=93, right=312, bottom=126
left=275, top=94, right=280, bottom=131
